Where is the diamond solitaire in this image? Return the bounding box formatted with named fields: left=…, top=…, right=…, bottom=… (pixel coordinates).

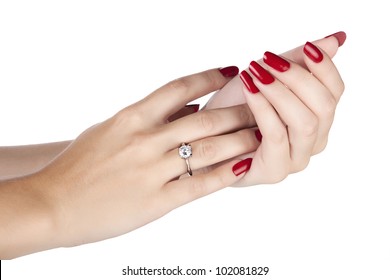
left=179, top=143, right=192, bottom=159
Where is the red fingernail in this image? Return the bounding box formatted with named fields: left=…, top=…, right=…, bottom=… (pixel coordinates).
left=303, top=42, right=324, bottom=63
left=239, top=71, right=259, bottom=94
left=232, top=158, right=253, bottom=176
left=185, top=104, right=200, bottom=112
left=263, top=52, right=290, bottom=72
left=249, top=61, right=275, bottom=85
left=219, top=66, right=239, bottom=77
left=325, top=31, right=347, bottom=47
left=255, top=129, right=263, bottom=142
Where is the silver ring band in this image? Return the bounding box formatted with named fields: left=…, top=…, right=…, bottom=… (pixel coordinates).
left=178, top=143, right=193, bottom=176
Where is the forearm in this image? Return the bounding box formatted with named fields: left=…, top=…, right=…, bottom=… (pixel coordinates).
left=0, top=141, right=71, bottom=180
left=0, top=176, right=60, bottom=259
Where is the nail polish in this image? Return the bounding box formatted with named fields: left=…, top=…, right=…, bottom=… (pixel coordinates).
left=219, top=66, right=239, bottom=77
left=263, top=52, right=290, bottom=72
left=185, top=104, right=200, bottom=112
left=239, top=71, right=259, bottom=94
left=303, top=42, right=324, bottom=63
left=255, top=129, right=263, bottom=142
left=249, top=61, right=275, bottom=85
left=325, top=31, right=347, bottom=47
left=232, top=158, right=253, bottom=176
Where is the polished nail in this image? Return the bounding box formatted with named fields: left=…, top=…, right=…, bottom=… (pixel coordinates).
left=232, top=158, right=253, bottom=176
left=263, top=51, right=290, bottom=72
left=325, top=31, right=347, bottom=47
left=303, top=42, right=324, bottom=63
left=185, top=104, right=200, bottom=113
left=219, top=66, right=239, bottom=77
left=249, top=61, right=275, bottom=85
left=239, top=71, right=259, bottom=94
left=255, top=129, right=263, bottom=142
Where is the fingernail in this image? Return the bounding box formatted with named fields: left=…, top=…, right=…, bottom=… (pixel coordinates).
left=219, top=66, right=239, bottom=77
left=263, top=51, right=290, bottom=72
left=249, top=61, right=275, bottom=85
left=255, top=129, right=263, bottom=142
left=325, top=31, right=347, bottom=47
left=185, top=104, right=200, bottom=113
left=303, top=42, right=324, bottom=63
left=239, top=70, right=259, bottom=94
left=232, top=158, right=253, bottom=176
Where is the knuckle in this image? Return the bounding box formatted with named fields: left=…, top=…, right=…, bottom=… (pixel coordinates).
left=188, top=177, right=208, bottom=198
left=291, top=158, right=310, bottom=173
left=198, top=139, right=217, bottom=161
left=267, top=127, right=288, bottom=145
left=166, top=77, right=190, bottom=93
left=201, top=70, right=219, bottom=89
left=267, top=172, right=288, bottom=184
left=237, top=105, right=253, bottom=125
left=312, top=138, right=329, bottom=155
left=319, top=97, right=337, bottom=119
left=195, top=111, right=217, bottom=133
left=298, top=115, right=319, bottom=138
left=112, top=107, right=143, bottom=129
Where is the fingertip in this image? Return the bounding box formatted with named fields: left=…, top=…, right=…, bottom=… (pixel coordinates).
left=325, top=31, right=347, bottom=47
left=219, top=66, right=239, bottom=78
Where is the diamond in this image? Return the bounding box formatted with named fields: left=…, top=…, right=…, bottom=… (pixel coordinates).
left=179, top=143, right=192, bottom=159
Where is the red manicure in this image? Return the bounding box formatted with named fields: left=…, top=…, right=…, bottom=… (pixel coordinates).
left=325, top=31, right=347, bottom=47
left=232, top=158, right=253, bottom=176
left=249, top=61, right=275, bottom=85
left=255, top=129, right=263, bottom=142
left=263, top=52, right=290, bottom=72
left=303, top=42, right=324, bottom=63
left=219, top=66, right=239, bottom=77
left=185, top=104, right=200, bottom=112
left=239, top=71, right=259, bottom=94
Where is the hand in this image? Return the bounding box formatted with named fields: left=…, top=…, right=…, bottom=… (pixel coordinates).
left=2, top=67, right=262, bottom=258
left=234, top=40, right=344, bottom=186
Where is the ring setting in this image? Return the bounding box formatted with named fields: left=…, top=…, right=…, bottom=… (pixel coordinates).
left=179, top=143, right=193, bottom=176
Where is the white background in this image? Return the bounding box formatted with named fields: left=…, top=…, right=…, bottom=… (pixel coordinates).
left=1, top=0, right=389, bottom=279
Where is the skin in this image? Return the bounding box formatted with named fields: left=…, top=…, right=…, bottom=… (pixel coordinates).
left=0, top=35, right=344, bottom=259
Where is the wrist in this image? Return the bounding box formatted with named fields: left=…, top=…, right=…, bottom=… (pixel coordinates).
left=0, top=174, right=63, bottom=259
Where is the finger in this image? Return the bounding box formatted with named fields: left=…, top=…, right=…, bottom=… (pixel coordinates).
left=303, top=42, right=345, bottom=103
left=161, top=128, right=261, bottom=180
left=248, top=61, right=318, bottom=172
left=204, top=32, right=345, bottom=110
left=262, top=50, right=342, bottom=156
left=158, top=104, right=256, bottom=150
left=240, top=71, right=290, bottom=183
left=302, top=42, right=345, bottom=153
left=167, top=104, right=200, bottom=123
left=280, top=31, right=345, bottom=70
left=162, top=158, right=252, bottom=208
left=140, top=66, right=239, bottom=122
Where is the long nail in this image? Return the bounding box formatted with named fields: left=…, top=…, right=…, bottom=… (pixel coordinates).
left=185, top=104, right=200, bottom=113
left=219, top=66, right=239, bottom=77
left=255, top=129, right=263, bottom=142
left=263, top=52, right=290, bottom=72
left=325, top=31, right=347, bottom=47
left=249, top=61, right=275, bottom=85
left=239, top=71, right=259, bottom=94
left=303, top=42, right=324, bottom=63
left=232, top=158, right=253, bottom=176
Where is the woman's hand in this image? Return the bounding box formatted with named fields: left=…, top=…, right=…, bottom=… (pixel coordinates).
left=234, top=40, right=344, bottom=186
left=1, top=67, right=262, bottom=258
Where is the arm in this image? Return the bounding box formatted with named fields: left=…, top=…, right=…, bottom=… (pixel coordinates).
left=0, top=141, right=71, bottom=180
